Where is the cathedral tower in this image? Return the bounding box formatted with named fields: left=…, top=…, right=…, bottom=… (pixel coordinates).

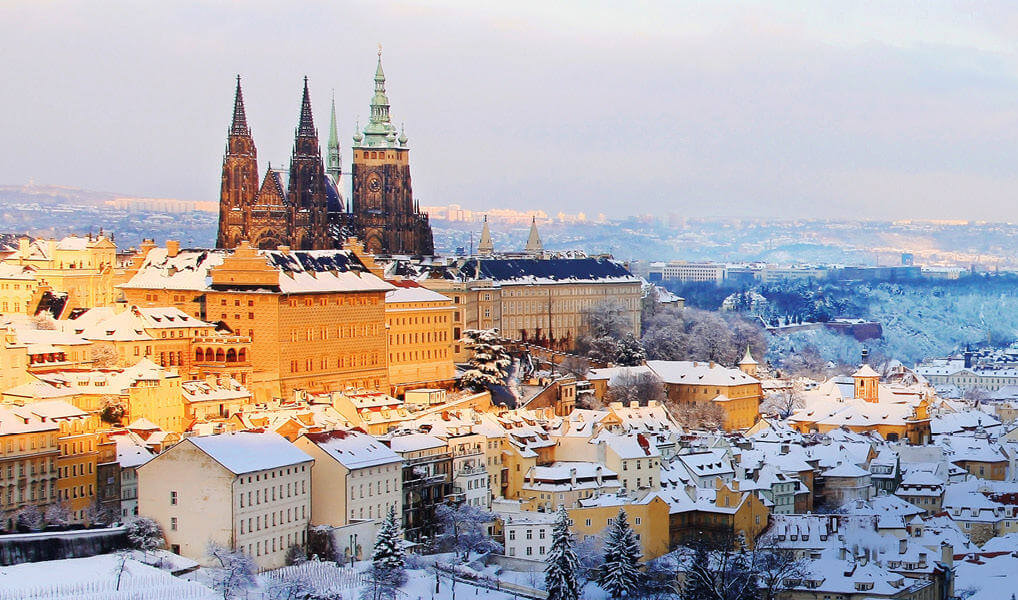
left=350, top=49, right=434, bottom=255
left=217, top=76, right=259, bottom=248
left=287, top=77, right=330, bottom=250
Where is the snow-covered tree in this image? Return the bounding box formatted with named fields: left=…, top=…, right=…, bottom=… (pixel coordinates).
left=16, top=505, right=43, bottom=531
left=207, top=542, right=257, bottom=600
left=583, top=299, right=632, bottom=339
left=370, top=505, right=406, bottom=586
left=44, top=502, right=71, bottom=527
left=267, top=571, right=313, bottom=600
left=670, top=400, right=727, bottom=430
left=596, top=509, right=642, bottom=596
left=460, top=329, right=512, bottom=391
left=434, top=503, right=501, bottom=560
left=606, top=371, right=665, bottom=405
left=90, top=343, right=120, bottom=369
left=284, top=544, right=307, bottom=565
left=574, top=534, right=603, bottom=586
left=125, top=516, right=164, bottom=553
left=545, top=507, right=580, bottom=600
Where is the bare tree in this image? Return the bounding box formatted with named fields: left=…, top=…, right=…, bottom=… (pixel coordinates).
left=669, top=401, right=727, bottom=431
left=43, top=502, right=72, bottom=528
left=761, top=381, right=804, bottom=419
left=207, top=542, right=258, bottom=600
left=110, top=549, right=132, bottom=591
left=606, top=371, right=665, bottom=406
left=90, top=343, right=120, bottom=369
left=31, top=313, right=58, bottom=330
left=583, top=299, right=632, bottom=339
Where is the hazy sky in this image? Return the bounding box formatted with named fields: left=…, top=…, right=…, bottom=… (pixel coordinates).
left=3, top=1, right=1018, bottom=220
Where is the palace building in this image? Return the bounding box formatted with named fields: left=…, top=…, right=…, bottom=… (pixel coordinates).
left=119, top=240, right=393, bottom=402
left=216, top=51, right=433, bottom=256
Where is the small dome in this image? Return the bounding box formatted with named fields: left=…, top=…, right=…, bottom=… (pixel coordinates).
left=353, top=131, right=364, bottom=142
left=398, top=131, right=408, bottom=144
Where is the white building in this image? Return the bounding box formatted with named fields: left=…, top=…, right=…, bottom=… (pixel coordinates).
left=294, top=429, right=403, bottom=528
left=138, top=431, right=313, bottom=569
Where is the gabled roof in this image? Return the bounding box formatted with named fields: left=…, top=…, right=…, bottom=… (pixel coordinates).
left=301, top=429, right=401, bottom=470
left=186, top=431, right=313, bottom=475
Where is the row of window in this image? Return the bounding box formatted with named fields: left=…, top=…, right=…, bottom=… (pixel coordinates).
left=288, top=324, right=382, bottom=342
left=238, top=504, right=307, bottom=534
left=390, top=331, right=449, bottom=345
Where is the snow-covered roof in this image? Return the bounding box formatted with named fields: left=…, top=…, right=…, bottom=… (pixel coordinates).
left=385, top=432, right=446, bottom=454
left=185, top=431, right=313, bottom=475
left=646, top=360, right=759, bottom=386
left=301, top=429, right=402, bottom=470
left=385, top=285, right=450, bottom=304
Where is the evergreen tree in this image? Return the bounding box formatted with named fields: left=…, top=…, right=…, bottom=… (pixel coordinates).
left=371, top=505, right=406, bottom=577
left=545, top=507, right=581, bottom=600
left=460, top=329, right=512, bottom=391
left=680, top=543, right=714, bottom=600
left=596, top=509, right=642, bottom=597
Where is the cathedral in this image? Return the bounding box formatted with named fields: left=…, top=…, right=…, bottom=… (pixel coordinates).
left=216, top=52, right=434, bottom=255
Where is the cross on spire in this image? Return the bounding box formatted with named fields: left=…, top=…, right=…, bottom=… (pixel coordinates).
left=297, top=76, right=317, bottom=138
left=230, top=75, right=250, bottom=136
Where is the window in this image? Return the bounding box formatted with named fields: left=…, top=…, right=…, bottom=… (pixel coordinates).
left=170, top=491, right=177, bottom=505
left=170, top=517, right=178, bottom=531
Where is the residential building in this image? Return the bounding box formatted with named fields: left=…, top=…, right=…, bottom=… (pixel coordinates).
left=137, top=431, right=313, bottom=569
left=383, top=432, right=451, bottom=543
left=0, top=404, right=60, bottom=526
left=294, top=429, right=402, bottom=530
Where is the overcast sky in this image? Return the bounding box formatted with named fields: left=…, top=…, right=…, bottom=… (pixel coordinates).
left=3, top=1, right=1018, bottom=220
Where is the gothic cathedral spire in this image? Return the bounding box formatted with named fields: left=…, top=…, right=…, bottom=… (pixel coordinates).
left=327, top=92, right=342, bottom=181
left=287, top=77, right=329, bottom=250
left=217, top=75, right=259, bottom=249
left=230, top=75, right=250, bottom=136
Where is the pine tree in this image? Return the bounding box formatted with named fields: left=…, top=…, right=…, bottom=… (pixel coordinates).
left=596, top=509, right=642, bottom=597
left=680, top=544, right=713, bottom=600
left=371, top=505, right=406, bottom=575
left=460, top=329, right=512, bottom=391
left=369, top=506, right=407, bottom=595
left=545, top=507, right=581, bottom=600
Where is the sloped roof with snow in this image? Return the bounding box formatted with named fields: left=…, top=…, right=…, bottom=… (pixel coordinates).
left=302, top=429, right=401, bottom=470
left=186, top=431, right=312, bottom=474
left=647, top=360, right=759, bottom=386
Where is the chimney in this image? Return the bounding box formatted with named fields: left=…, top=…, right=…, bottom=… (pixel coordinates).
left=861, top=348, right=869, bottom=364
left=964, top=346, right=973, bottom=369
left=570, top=467, right=577, bottom=487
left=899, top=538, right=907, bottom=554
left=941, top=542, right=953, bottom=567
left=166, top=239, right=180, bottom=258
left=630, top=400, right=639, bottom=408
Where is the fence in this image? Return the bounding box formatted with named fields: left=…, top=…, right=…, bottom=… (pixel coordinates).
left=0, top=575, right=217, bottom=600
left=263, top=560, right=365, bottom=595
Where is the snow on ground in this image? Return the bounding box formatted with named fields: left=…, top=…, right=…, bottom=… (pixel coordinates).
left=0, top=553, right=216, bottom=600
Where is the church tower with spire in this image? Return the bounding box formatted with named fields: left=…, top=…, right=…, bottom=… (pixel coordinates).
left=217, top=76, right=260, bottom=248
left=478, top=216, right=494, bottom=256
left=287, top=77, right=330, bottom=250
left=350, top=48, right=434, bottom=255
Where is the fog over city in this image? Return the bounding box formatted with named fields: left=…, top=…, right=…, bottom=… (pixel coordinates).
left=4, top=1, right=1018, bottom=219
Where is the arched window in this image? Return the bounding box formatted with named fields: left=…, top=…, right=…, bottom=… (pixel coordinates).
left=226, top=349, right=237, bottom=362
left=215, top=349, right=225, bottom=362
left=195, top=348, right=204, bottom=362
left=205, top=349, right=214, bottom=362
left=238, top=349, right=247, bottom=362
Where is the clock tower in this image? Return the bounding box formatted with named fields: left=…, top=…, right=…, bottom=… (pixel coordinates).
left=350, top=49, right=434, bottom=256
